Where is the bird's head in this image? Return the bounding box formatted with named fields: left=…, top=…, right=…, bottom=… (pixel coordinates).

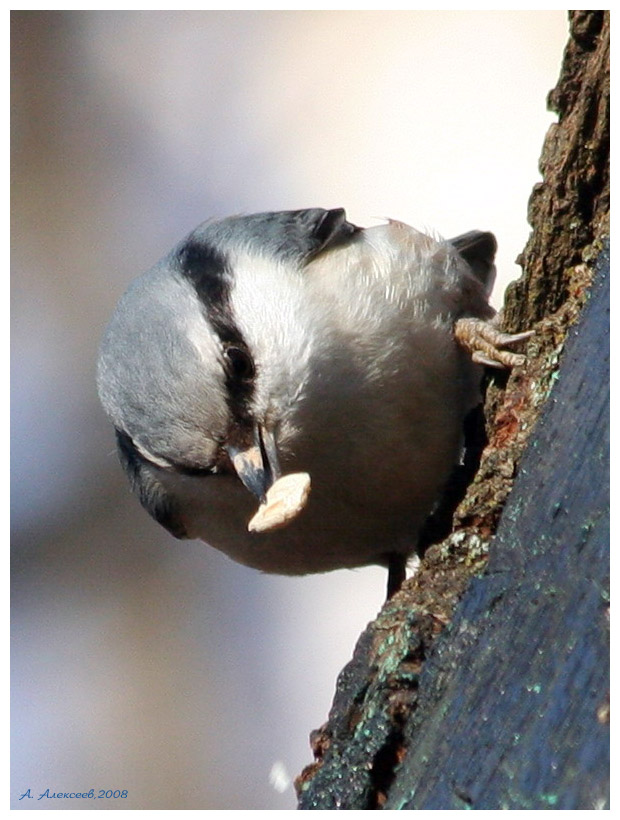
left=96, top=208, right=361, bottom=532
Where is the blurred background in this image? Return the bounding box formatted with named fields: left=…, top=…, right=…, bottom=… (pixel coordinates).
left=11, top=10, right=568, bottom=810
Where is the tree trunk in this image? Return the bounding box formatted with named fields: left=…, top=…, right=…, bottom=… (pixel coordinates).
left=296, top=11, right=609, bottom=811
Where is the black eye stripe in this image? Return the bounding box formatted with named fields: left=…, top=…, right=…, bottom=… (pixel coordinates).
left=224, top=345, right=256, bottom=380
left=177, top=240, right=245, bottom=345
left=176, top=237, right=256, bottom=424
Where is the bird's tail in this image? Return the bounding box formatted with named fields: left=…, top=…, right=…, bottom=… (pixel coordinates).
left=449, top=230, right=497, bottom=297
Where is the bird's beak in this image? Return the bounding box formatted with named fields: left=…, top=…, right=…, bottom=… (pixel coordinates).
left=225, top=424, right=281, bottom=503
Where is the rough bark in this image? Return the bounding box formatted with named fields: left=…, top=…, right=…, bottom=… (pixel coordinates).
left=296, top=11, right=609, bottom=811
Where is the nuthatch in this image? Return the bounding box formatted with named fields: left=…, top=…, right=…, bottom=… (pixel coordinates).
left=97, top=209, right=530, bottom=596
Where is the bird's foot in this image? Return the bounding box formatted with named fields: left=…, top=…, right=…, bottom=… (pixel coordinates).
left=455, top=317, right=534, bottom=369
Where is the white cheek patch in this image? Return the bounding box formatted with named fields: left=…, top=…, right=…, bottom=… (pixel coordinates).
left=229, top=252, right=303, bottom=343
left=227, top=250, right=319, bottom=419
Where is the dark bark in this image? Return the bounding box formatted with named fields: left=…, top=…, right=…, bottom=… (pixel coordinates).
left=296, top=11, right=609, bottom=811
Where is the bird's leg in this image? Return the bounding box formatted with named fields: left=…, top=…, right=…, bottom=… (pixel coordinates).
left=455, top=316, right=534, bottom=369
left=384, top=407, right=487, bottom=600
left=417, top=404, right=487, bottom=558
left=386, top=553, right=408, bottom=599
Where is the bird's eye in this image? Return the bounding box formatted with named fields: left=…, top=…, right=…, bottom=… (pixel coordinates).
left=225, top=346, right=255, bottom=380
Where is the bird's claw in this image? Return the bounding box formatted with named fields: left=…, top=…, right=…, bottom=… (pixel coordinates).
left=455, top=317, right=534, bottom=369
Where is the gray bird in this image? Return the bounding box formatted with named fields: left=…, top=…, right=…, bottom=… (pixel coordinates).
left=97, top=209, right=530, bottom=596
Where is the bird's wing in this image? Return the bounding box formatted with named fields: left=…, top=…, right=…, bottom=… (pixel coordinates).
left=115, top=429, right=188, bottom=540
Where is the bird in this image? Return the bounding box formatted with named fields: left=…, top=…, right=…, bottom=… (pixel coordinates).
left=96, top=208, right=531, bottom=597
